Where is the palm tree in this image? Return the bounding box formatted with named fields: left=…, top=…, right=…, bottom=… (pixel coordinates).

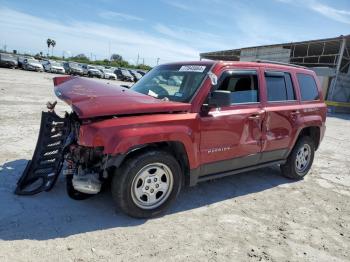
left=51, top=40, right=56, bottom=57
left=46, top=38, right=52, bottom=57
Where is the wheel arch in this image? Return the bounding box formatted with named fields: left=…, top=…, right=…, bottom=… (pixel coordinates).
left=293, top=126, right=321, bottom=151
left=108, top=141, right=191, bottom=184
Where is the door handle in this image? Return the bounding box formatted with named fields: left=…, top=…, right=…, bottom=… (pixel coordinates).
left=248, top=114, right=262, bottom=120
left=290, top=110, right=300, bottom=116
left=248, top=110, right=265, bottom=120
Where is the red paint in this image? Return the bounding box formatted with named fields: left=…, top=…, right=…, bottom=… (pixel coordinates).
left=54, top=61, right=326, bottom=170
left=54, top=77, right=191, bottom=118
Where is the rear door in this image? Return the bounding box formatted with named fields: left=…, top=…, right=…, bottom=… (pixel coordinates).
left=199, top=69, right=265, bottom=175
left=261, top=70, right=301, bottom=162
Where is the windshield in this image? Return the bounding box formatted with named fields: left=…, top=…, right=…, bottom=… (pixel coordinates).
left=69, top=63, right=80, bottom=69
left=104, top=69, right=113, bottom=73
left=52, top=62, right=61, bottom=67
left=121, top=69, right=131, bottom=76
left=131, top=64, right=210, bottom=102
left=27, top=59, right=38, bottom=63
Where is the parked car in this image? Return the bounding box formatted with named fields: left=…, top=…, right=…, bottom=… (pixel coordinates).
left=22, top=58, right=44, bottom=72
left=16, top=61, right=326, bottom=218
left=100, top=68, right=117, bottom=80
left=43, top=61, right=65, bottom=74
left=17, top=56, right=33, bottom=68
left=136, top=70, right=147, bottom=76
left=63, top=62, right=84, bottom=75
left=0, top=53, right=18, bottom=68
left=81, top=65, right=103, bottom=78
left=80, top=64, right=88, bottom=75
left=114, top=68, right=133, bottom=81
left=128, top=69, right=142, bottom=82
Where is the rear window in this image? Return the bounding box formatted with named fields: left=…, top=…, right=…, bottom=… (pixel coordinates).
left=297, top=73, right=319, bottom=101
left=265, top=72, right=295, bottom=102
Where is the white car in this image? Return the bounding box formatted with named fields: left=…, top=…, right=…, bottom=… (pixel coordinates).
left=43, top=61, right=65, bottom=74
left=101, top=68, right=117, bottom=80
left=22, top=58, right=44, bottom=72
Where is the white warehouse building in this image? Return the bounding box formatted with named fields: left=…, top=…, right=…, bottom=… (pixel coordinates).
left=200, top=35, right=350, bottom=112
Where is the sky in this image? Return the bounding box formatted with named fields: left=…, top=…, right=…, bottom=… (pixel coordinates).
left=0, top=0, right=349, bottom=66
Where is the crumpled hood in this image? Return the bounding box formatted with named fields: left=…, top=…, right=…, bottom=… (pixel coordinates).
left=53, top=76, right=191, bottom=119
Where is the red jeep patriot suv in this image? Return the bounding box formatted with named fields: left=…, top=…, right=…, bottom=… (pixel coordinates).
left=16, top=60, right=326, bottom=218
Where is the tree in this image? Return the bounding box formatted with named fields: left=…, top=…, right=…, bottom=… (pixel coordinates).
left=69, top=53, right=90, bottom=63
left=46, top=38, right=52, bottom=57
left=75, top=53, right=89, bottom=59
left=110, top=53, right=123, bottom=61
left=51, top=40, right=56, bottom=56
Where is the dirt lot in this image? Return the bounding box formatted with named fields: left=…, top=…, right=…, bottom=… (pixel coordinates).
left=0, top=68, right=349, bottom=262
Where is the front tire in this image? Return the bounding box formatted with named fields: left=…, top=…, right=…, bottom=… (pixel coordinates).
left=281, top=136, right=315, bottom=179
left=111, top=150, right=182, bottom=218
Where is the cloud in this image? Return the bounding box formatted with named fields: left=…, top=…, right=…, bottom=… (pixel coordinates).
left=310, top=2, right=350, bottom=24
left=0, top=7, right=199, bottom=65
left=153, top=23, right=235, bottom=51
left=98, top=11, right=144, bottom=21
left=163, top=1, right=191, bottom=11
left=274, top=0, right=350, bottom=25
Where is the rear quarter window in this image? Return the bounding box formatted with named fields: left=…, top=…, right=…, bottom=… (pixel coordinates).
left=297, top=73, right=320, bottom=101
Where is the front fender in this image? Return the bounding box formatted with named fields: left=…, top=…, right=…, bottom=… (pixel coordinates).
left=78, top=114, right=200, bottom=168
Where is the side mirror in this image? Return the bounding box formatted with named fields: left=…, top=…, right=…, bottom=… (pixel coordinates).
left=208, top=90, right=231, bottom=107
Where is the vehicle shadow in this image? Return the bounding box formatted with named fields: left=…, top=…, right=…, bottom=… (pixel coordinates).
left=0, top=159, right=295, bottom=241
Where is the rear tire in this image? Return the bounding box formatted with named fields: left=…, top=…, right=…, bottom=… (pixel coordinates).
left=111, top=150, right=182, bottom=218
left=281, top=136, right=315, bottom=179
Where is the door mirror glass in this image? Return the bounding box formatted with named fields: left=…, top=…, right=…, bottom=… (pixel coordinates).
left=208, top=90, right=231, bottom=107
left=208, top=72, right=217, bottom=85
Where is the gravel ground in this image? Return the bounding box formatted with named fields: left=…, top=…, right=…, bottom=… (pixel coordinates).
left=0, top=68, right=349, bottom=262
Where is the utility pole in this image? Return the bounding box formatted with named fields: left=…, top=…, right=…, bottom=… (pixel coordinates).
left=156, top=57, right=160, bottom=65
left=108, top=41, right=111, bottom=61
left=136, top=53, right=140, bottom=65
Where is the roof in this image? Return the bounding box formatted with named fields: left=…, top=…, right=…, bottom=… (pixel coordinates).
left=159, top=60, right=313, bottom=73
left=213, top=61, right=314, bottom=72
left=200, top=34, right=350, bottom=57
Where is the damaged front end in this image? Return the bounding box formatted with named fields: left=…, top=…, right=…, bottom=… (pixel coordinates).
left=15, top=106, right=109, bottom=198
left=15, top=110, right=71, bottom=195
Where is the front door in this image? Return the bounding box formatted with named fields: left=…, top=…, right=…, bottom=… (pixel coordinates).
left=199, top=69, right=264, bottom=176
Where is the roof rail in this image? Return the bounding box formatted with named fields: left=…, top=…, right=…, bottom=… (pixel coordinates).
left=255, top=59, right=308, bottom=69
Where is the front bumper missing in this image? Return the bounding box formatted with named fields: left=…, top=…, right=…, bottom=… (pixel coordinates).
left=15, top=111, right=70, bottom=195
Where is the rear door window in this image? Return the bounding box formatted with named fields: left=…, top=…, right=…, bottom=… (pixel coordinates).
left=297, top=73, right=320, bottom=101
left=265, top=71, right=295, bottom=102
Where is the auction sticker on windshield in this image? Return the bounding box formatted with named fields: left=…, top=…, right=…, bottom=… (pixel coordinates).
left=179, top=65, right=206, bottom=72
